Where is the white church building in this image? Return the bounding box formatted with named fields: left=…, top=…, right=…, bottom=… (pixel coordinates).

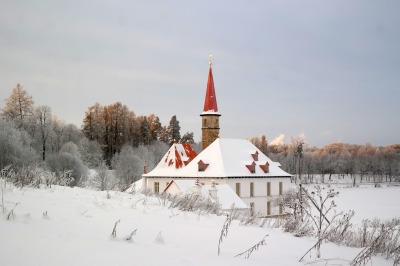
left=140, top=58, right=292, bottom=216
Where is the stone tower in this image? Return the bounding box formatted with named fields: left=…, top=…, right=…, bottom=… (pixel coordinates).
left=201, top=57, right=220, bottom=150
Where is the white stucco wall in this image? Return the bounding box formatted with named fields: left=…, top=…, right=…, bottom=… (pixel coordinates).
left=145, top=176, right=292, bottom=216
left=225, top=177, right=292, bottom=216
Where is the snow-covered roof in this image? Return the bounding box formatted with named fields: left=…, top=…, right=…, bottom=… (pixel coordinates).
left=145, top=138, right=291, bottom=178
left=201, top=110, right=221, bottom=116
left=164, top=179, right=247, bottom=210
left=143, top=143, right=197, bottom=177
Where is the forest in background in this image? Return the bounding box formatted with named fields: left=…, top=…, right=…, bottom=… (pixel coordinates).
left=1, top=84, right=399, bottom=190
left=250, top=136, right=400, bottom=183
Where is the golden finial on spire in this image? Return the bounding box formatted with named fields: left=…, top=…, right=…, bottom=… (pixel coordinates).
left=209, top=52, right=213, bottom=66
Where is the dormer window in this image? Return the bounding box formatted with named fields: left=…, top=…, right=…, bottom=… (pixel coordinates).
left=260, top=162, right=270, bottom=173
left=246, top=161, right=256, bottom=173
left=198, top=160, right=209, bottom=172
left=251, top=151, right=259, bottom=161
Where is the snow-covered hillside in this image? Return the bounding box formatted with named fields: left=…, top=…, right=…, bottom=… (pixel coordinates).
left=0, top=182, right=398, bottom=266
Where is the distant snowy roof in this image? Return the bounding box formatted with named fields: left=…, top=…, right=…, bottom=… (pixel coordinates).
left=145, top=138, right=291, bottom=178
left=164, top=179, right=247, bottom=210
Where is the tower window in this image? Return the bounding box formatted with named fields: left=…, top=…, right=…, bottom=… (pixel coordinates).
left=267, top=182, right=271, bottom=196
left=279, top=182, right=283, bottom=196
left=250, top=182, right=254, bottom=197
left=203, top=119, right=207, bottom=126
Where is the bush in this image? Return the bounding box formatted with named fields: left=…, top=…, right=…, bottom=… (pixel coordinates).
left=46, top=153, right=87, bottom=186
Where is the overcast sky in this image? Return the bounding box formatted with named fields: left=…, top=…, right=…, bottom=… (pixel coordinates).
left=1, top=0, right=399, bottom=147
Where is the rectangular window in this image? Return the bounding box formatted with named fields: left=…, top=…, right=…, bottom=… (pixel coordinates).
left=250, top=202, right=255, bottom=216
left=279, top=182, right=283, bottom=196
left=279, top=204, right=283, bottom=215
left=154, top=182, right=159, bottom=194
left=236, top=183, right=241, bottom=197
left=267, top=182, right=271, bottom=196
left=250, top=182, right=254, bottom=197
left=267, top=201, right=271, bottom=216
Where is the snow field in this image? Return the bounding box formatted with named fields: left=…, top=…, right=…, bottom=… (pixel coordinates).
left=0, top=184, right=398, bottom=265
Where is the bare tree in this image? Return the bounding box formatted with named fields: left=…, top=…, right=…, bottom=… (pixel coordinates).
left=34, top=105, right=53, bottom=161
left=299, top=186, right=341, bottom=261
left=2, top=84, right=34, bottom=128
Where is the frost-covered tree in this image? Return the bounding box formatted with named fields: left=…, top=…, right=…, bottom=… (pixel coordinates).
left=95, top=161, right=110, bottom=191
left=34, top=105, right=53, bottom=161
left=51, top=117, right=66, bottom=154
left=60, top=142, right=81, bottom=158
left=113, top=144, right=143, bottom=189
left=79, top=138, right=103, bottom=168
left=0, top=118, right=38, bottom=169
left=2, top=84, right=34, bottom=128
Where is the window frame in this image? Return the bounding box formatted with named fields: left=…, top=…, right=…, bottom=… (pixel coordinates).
left=154, top=182, right=160, bottom=194
left=235, top=182, right=241, bottom=197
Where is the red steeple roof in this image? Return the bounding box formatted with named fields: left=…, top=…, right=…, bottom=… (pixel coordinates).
left=203, top=66, right=219, bottom=113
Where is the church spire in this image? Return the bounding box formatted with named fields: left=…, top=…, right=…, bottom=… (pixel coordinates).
left=201, top=53, right=221, bottom=150
left=203, top=53, right=219, bottom=114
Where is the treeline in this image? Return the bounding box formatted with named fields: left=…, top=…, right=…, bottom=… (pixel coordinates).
left=250, top=135, right=400, bottom=183
left=0, top=84, right=194, bottom=189
left=82, top=102, right=195, bottom=164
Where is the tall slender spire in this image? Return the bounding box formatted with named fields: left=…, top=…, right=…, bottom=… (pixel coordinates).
left=201, top=53, right=221, bottom=150
left=203, top=53, right=219, bottom=114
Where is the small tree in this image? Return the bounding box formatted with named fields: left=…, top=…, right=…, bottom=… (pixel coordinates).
left=113, top=145, right=143, bottom=189
left=96, top=161, right=110, bottom=191
left=299, top=186, right=340, bottom=261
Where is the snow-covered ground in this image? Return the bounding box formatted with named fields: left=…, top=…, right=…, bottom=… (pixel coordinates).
left=0, top=181, right=399, bottom=266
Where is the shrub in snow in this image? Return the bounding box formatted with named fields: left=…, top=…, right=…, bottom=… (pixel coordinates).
left=112, top=145, right=143, bottom=190
left=218, top=208, right=236, bottom=256
left=46, top=152, right=87, bottom=187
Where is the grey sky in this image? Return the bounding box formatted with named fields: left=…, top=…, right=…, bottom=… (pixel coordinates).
left=1, top=0, right=399, bottom=147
